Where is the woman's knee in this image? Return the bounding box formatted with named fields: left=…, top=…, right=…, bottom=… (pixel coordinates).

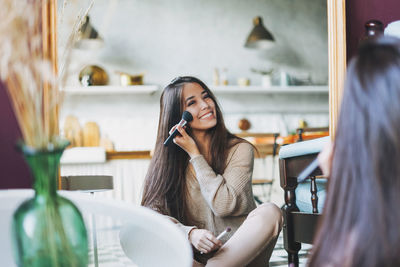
left=251, top=203, right=283, bottom=234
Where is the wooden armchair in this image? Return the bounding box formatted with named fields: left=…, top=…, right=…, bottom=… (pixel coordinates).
left=279, top=137, right=329, bottom=266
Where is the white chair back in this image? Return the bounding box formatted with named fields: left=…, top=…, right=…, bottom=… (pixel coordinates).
left=0, top=189, right=192, bottom=267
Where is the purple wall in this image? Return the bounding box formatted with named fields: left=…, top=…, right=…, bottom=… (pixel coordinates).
left=346, top=0, right=400, bottom=61
left=0, top=82, right=31, bottom=189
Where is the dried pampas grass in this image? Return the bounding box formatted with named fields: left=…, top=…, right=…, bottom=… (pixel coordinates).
left=0, top=0, right=93, bottom=149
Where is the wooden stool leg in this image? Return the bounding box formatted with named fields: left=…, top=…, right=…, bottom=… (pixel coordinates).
left=267, top=182, right=273, bottom=202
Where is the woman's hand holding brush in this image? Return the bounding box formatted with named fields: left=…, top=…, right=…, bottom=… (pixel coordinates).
left=190, top=227, right=231, bottom=254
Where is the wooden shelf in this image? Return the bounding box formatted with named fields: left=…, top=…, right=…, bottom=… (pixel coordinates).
left=106, top=147, right=273, bottom=159
left=62, top=85, right=159, bottom=95
left=106, top=150, right=152, bottom=160
left=235, top=132, right=279, bottom=138
left=211, top=85, right=328, bottom=94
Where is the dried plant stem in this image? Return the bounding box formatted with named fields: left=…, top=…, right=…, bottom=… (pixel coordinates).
left=6, top=69, right=45, bottom=147
left=0, top=0, right=93, bottom=149
left=42, top=0, right=59, bottom=141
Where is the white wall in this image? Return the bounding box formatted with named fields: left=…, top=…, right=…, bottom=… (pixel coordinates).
left=59, top=0, right=328, bottom=86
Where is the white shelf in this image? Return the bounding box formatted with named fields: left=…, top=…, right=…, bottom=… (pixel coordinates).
left=211, top=85, right=328, bottom=94
left=62, top=85, right=328, bottom=95
left=62, top=85, right=160, bottom=95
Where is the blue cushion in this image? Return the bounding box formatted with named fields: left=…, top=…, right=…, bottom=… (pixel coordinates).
left=279, top=136, right=330, bottom=159
left=295, top=179, right=327, bottom=213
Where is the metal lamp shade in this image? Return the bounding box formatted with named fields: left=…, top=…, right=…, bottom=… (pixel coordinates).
left=245, top=16, right=275, bottom=49
left=75, top=16, right=104, bottom=49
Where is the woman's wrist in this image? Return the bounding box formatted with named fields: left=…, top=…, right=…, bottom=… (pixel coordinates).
left=189, top=151, right=201, bottom=159
left=188, top=147, right=201, bottom=159
left=188, top=228, right=196, bottom=242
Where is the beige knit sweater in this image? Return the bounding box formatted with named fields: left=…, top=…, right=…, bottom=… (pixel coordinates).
left=170, top=142, right=257, bottom=247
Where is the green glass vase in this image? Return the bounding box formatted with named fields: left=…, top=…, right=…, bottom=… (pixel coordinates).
left=12, top=141, right=88, bottom=267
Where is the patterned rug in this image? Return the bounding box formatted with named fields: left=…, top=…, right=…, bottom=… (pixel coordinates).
left=269, top=233, right=312, bottom=267
left=88, top=229, right=311, bottom=267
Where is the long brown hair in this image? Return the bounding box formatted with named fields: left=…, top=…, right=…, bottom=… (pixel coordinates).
left=141, top=76, right=244, bottom=224
left=308, top=37, right=400, bottom=267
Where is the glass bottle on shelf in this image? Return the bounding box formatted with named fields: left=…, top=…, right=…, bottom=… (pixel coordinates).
left=213, top=68, right=220, bottom=86
left=221, top=68, right=228, bottom=85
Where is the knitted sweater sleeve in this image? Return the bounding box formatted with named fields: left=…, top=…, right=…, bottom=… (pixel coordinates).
left=146, top=203, right=197, bottom=239
left=165, top=216, right=197, bottom=240
left=189, top=142, right=256, bottom=217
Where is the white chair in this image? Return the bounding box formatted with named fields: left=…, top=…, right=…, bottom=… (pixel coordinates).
left=0, top=189, right=192, bottom=267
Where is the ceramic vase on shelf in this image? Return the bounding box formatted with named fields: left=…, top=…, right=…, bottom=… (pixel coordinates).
left=11, top=140, right=88, bottom=267
left=261, top=75, right=272, bottom=87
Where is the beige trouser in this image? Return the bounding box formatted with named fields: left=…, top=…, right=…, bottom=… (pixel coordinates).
left=194, top=203, right=283, bottom=267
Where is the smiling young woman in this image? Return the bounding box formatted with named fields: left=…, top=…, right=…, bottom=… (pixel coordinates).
left=182, top=82, right=217, bottom=134
left=141, top=76, right=282, bottom=266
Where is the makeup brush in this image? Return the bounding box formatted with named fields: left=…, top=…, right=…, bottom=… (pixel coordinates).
left=297, top=158, right=319, bottom=183
left=200, top=227, right=231, bottom=254
left=216, top=227, right=231, bottom=240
